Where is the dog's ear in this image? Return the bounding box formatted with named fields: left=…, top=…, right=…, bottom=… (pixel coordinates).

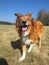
left=15, top=13, right=23, bottom=18
left=31, top=18, right=34, bottom=26
left=15, top=13, right=22, bottom=32
left=15, top=20, right=19, bottom=32
left=26, top=12, right=32, bottom=17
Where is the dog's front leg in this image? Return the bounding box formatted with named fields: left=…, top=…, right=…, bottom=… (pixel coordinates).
left=28, top=43, right=36, bottom=53
left=19, top=44, right=26, bottom=61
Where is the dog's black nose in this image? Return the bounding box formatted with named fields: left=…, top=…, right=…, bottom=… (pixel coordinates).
left=22, top=20, right=27, bottom=24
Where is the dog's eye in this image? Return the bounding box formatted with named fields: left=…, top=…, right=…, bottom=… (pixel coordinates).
left=27, top=19, right=30, bottom=20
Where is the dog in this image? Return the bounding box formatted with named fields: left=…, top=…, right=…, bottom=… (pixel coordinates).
left=15, top=12, right=44, bottom=61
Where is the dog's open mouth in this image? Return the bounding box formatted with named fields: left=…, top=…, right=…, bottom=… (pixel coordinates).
left=21, top=25, right=29, bottom=31
left=22, top=27, right=27, bottom=31
left=19, top=24, right=29, bottom=31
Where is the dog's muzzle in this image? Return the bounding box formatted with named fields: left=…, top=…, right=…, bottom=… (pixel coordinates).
left=19, top=20, right=29, bottom=31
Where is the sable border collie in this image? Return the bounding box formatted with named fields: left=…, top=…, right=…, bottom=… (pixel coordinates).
left=15, top=12, right=44, bottom=61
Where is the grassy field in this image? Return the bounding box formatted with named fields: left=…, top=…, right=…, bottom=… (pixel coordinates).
left=0, top=25, right=49, bottom=65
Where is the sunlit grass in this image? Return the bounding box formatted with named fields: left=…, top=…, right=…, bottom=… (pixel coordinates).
left=0, top=25, right=49, bottom=65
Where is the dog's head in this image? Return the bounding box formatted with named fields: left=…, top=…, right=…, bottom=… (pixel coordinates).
left=15, top=12, right=33, bottom=32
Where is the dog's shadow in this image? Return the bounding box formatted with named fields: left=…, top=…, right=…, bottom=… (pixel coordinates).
left=11, top=39, right=22, bottom=53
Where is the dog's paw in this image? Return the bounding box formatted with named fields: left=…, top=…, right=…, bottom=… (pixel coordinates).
left=19, top=56, right=25, bottom=62
left=19, top=52, right=26, bottom=61
left=27, top=49, right=31, bottom=53
left=28, top=45, right=33, bottom=53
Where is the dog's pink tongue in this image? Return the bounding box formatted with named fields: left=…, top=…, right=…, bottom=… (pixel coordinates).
left=22, top=27, right=27, bottom=31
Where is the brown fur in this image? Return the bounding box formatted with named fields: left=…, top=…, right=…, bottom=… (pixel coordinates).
left=15, top=12, right=44, bottom=61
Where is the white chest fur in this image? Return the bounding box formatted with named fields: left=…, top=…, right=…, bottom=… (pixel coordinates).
left=22, top=31, right=32, bottom=45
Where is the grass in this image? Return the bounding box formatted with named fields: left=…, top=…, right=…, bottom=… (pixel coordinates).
left=0, top=25, right=49, bottom=65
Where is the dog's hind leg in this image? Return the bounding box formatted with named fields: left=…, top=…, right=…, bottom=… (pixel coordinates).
left=38, top=33, right=43, bottom=48
left=39, top=38, right=41, bottom=48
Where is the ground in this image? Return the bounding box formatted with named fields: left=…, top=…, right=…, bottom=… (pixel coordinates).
left=0, top=25, right=49, bottom=65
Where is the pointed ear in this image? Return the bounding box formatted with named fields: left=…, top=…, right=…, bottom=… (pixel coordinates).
left=15, top=13, right=23, bottom=17
left=26, top=12, right=32, bottom=16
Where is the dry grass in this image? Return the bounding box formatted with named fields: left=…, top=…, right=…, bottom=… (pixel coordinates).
left=0, top=25, right=49, bottom=65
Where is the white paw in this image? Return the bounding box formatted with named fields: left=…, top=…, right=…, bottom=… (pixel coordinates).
left=28, top=44, right=36, bottom=53
left=28, top=45, right=33, bottom=53
left=19, top=52, right=26, bottom=61
left=19, top=56, right=25, bottom=61
left=28, top=49, right=31, bottom=53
